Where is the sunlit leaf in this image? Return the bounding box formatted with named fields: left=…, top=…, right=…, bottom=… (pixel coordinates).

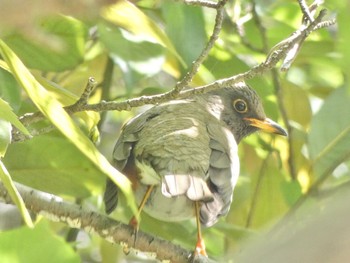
left=35, top=76, right=101, bottom=133
left=0, top=161, right=33, bottom=227
left=98, top=23, right=165, bottom=88
left=282, top=82, right=311, bottom=127
left=101, top=0, right=184, bottom=70
left=0, top=40, right=137, bottom=213
left=235, top=154, right=289, bottom=228
left=0, top=120, right=11, bottom=157
left=3, top=134, right=104, bottom=197
left=336, top=1, right=350, bottom=92
left=0, top=98, right=30, bottom=137
left=248, top=165, right=289, bottom=228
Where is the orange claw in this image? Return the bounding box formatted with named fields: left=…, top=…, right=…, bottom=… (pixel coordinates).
left=194, top=201, right=208, bottom=257
left=194, top=237, right=208, bottom=257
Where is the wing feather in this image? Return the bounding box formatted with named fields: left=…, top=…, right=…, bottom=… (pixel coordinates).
left=103, top=110, right=159, bottom=214
left=200, top=123, right=239, bottom=227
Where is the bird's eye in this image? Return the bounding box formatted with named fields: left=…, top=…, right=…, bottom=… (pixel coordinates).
left=233, top=99, right=248, bottom=113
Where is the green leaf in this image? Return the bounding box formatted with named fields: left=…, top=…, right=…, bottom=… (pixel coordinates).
left=0, top=39, right=137, bottom=213
left=204, top=48, right=250, bottom=79
left=214, top=221, right=256, bottom=239
left=0, top=161, right=34, bottom=227
left=101, top=0, right=185, bottom=67
left=280, top=180, right=302, bottom=206
left=249, top=172, right=289, bottom=227
left=0, top=120, right=11, bottom=157
left=161, top=1, right=206, bottom=66
left=0, top=221, right=79, bottom=263
left=0, top=98, right=30, bottom=137
left=282, top=82, right=312, bottom=127
left=99, top=25, right=164, bottom=67
left=98, top=23, right=164, bottom=88
left=308, top=87, right=350, bottom=177
left=3, top=134, right=104, bottom=197
left=0, top=67, right=21, bottom=111
left=337, top=1, right=350, bottom=92
left=3, top=15, right=87, bottom=72
left=241, top=158, right=289, bottom=228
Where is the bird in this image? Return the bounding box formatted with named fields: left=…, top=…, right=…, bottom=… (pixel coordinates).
left=103, top=82, right=287, bottom=257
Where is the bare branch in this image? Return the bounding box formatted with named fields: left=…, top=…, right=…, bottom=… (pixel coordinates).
left=234, top=9, right=264, bottom=53
left=312, top=18, right=336, bottom=30
left=183, top=0, right=219, bottom=9
left=0, top=182, right=215, bottom=263
left=12, top=3, right=336, bottom=143
left=67, top=77, right=97, bottom=111
left=251, top=2, right=268, bottom=51
left=175, top=0, right=228, bottom=92
left=278, top=9, right=328, bottom=71
left=298, top=0, right=315, bottom=23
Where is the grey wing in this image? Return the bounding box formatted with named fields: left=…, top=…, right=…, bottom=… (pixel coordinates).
left=200, top=123, right=239, bottom=227
left=103, top=110, right=159, bottom=214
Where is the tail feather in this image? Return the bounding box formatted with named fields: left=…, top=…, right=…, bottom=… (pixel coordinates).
left=162, top=174, right=213, bottom=201
left=103, top=179, right=119, bottom=214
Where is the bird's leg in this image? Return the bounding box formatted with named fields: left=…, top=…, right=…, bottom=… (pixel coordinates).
left=194, top=201, right=208, bottom=257
left=129, top=185, right=154, bottom=247
left=129, top=185, right=154, bottom=228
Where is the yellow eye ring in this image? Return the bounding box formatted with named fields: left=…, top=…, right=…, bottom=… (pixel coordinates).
left=233, top=99, right=248, bottom=113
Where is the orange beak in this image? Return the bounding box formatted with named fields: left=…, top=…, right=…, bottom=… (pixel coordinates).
left=244, top=118, right=288, bottom=136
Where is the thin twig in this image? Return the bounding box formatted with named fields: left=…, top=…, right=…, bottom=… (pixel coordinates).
left=234, top=7, right=264, bottom=53
left=298, top=0, right=315, bottom=23
left=251, top=2, right=268, bottom=51
left=66, top=77, right=97, bottom=113
left=183, top=0, right=218, bottom=8
left=250, top=0, right=296, bottom=179
left=312, top=18, right=336, bottom=30
left=175, top=0, right=228, bottom=92
left=17, top=77, right=97, bottom=128
left=245, top=152, right=272, bottom=228
left=66, top=77, right=97, bottom=112
left=271, top=70, right=297, bottom=179
left=98, top=56, right=115, bottom=130
left=280, top=9, right=328, bottom=71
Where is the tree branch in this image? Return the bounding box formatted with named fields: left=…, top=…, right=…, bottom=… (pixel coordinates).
left=11, top=3, right=335, bottom=143
left=183, top=0, right=219, bottom=9
left=298, top=0, right=315, bottom=23
left=66, top=77, right=97, bottom=113
left=175, top=0, right=228, bottom=91
left=0, top=182, right=215, bottom=263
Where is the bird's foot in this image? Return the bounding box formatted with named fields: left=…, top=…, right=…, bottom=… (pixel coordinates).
left=194, top=237, right=208, bottom=257
left=129, top=216, right=139, bottom=229
left=129, top=216, right=139, bottom=247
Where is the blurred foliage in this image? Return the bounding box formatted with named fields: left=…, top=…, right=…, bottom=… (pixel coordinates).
left=0, top=0, right=349, bottom=262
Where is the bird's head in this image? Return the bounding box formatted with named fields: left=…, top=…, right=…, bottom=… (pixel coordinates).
left=208, top=83, right=287, bottom=143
